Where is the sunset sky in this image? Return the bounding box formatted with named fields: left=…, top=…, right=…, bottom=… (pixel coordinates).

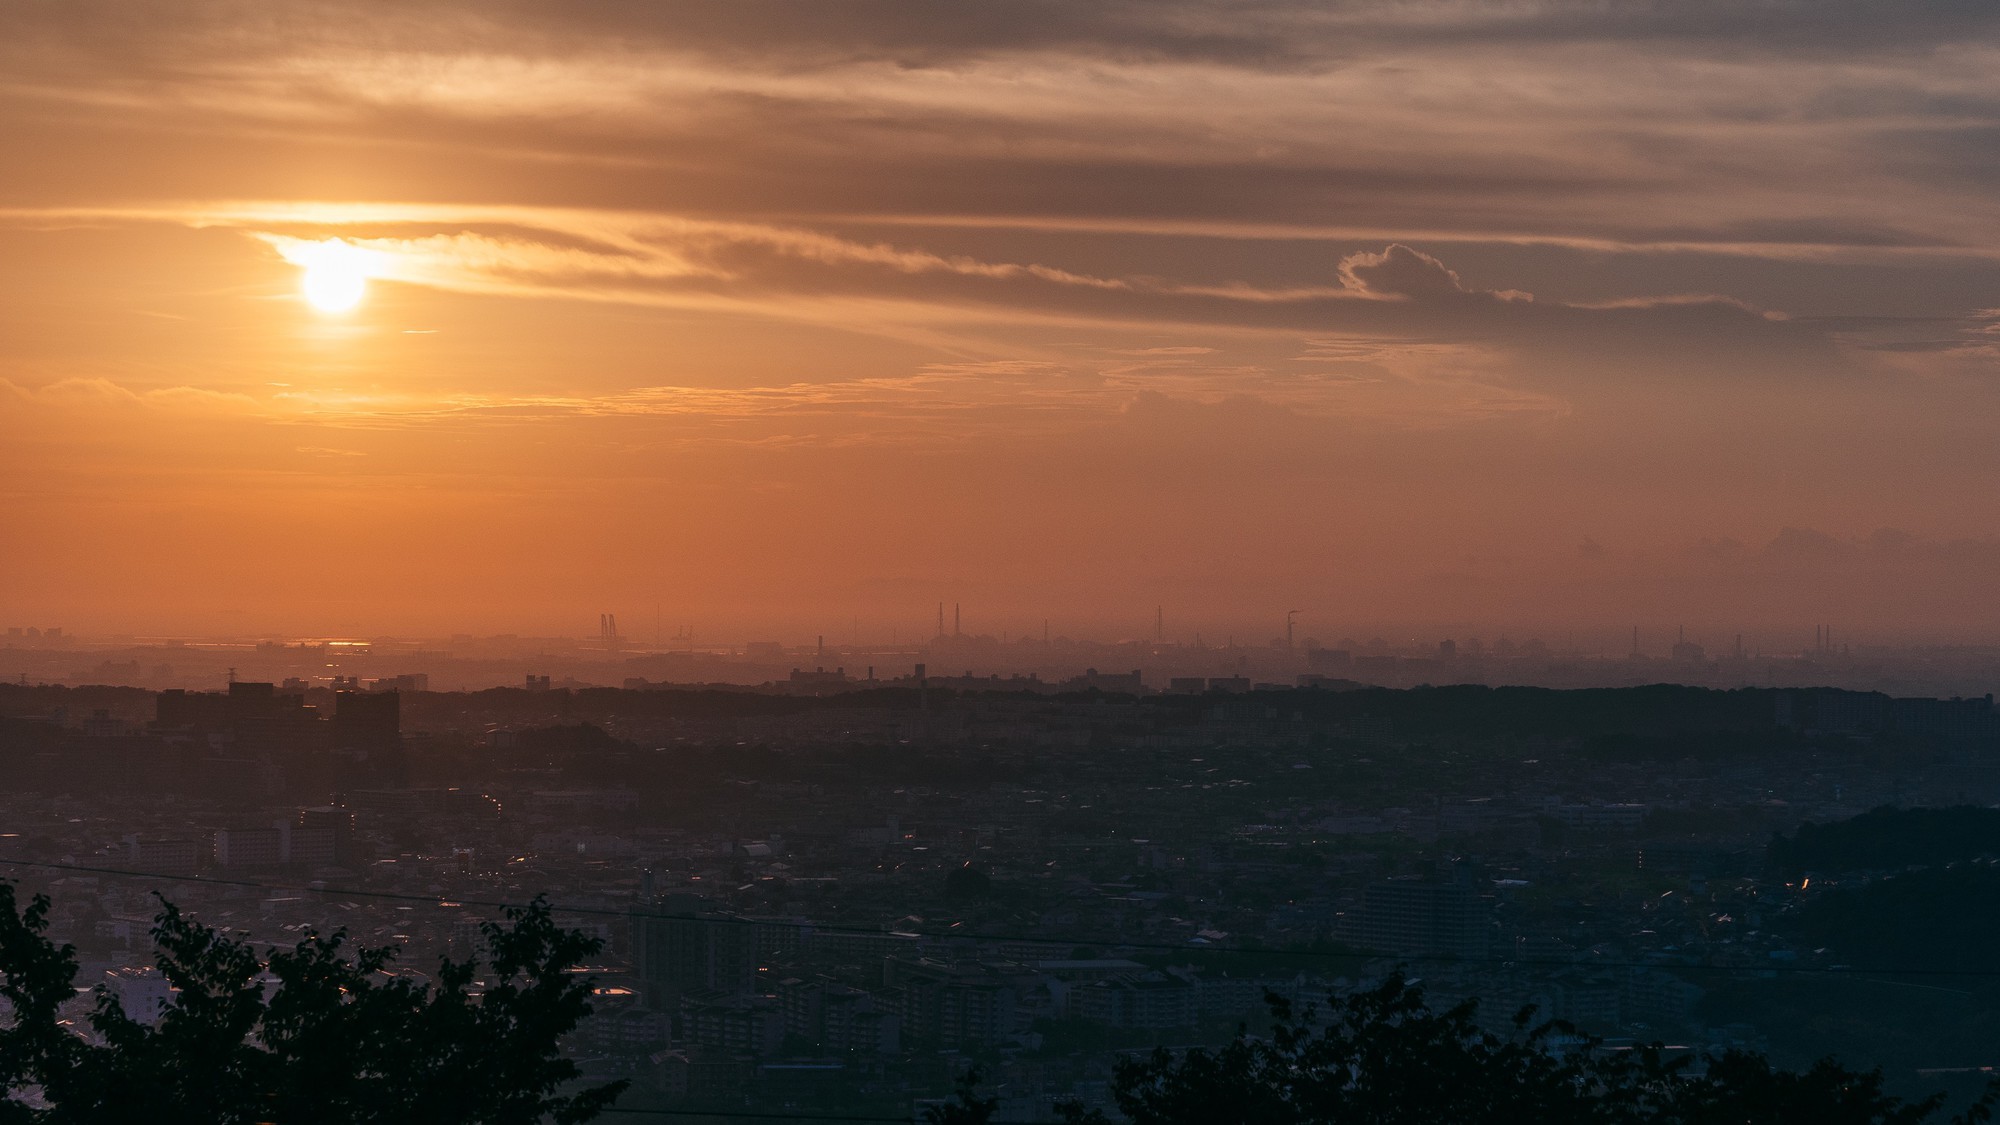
left=5, top=1, right=2000, bottom=643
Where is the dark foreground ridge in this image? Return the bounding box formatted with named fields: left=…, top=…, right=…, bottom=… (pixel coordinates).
left=2, top=884, right=1993, bottom=1125
left=4, top=681, right=2000, bottom=1119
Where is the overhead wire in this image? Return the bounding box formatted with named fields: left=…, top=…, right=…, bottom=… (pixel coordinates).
left=598, top=1108, right=1030, bottom=1123
left=0, top=856, right=1977, bottom=978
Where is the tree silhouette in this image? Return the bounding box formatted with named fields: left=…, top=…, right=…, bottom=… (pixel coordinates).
left=1053, top=974, right=1995, bottom=1125
left=6, top=884, right=1998, bottom=1125
left=0, top=881, right=626, bottom=1124
left=923, top=1066, right=1000, bottom=1125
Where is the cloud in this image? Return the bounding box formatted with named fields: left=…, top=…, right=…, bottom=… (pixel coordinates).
left=0, top=204, right=1831, bottom=386
left=1342, top=244, right=1470, bottom=299
left=1677, top=527, right=2000, bottom=577
left=1339, top=243, right=1531, bottom=302
left=1, top=377, right=256, bottom=413
left=234, top=211, right=1142, bottom=330
left=1763, top=526, right=1855, bottom=561
left=10, top=2, right=2000, bottom=82
left=9, top=2, right=2000, bottom=266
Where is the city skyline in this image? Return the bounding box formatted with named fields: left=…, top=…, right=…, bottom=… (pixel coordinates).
left=8, top=609, right=1997, bottom=702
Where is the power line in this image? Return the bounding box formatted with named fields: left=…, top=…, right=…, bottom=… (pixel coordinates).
left=0, top=856, right=1982, bottom=979
left=600, top=1109, right=919, bottom=1122
left=598, top=1106, right=1062, bottom=1123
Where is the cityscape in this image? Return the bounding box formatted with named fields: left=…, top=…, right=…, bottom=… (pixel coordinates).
left=13, top=617, right=2000, bottom=699
left=9, top=0, right=2000, bottom=1121
left=4, top=626, right=2000, bottom=1117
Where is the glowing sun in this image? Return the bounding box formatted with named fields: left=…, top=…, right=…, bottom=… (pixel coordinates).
left=291, top=239, right=373, bottom=313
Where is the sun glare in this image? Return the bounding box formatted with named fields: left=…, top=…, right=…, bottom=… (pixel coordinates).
left=290, top=239, right=374, bottom=314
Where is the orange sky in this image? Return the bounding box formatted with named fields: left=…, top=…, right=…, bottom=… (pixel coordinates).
left=5, top=2, right=2000, bottom=642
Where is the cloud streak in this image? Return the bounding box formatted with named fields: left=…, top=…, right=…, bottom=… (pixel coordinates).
left=0, top=203, right=1839, bottom=387
left=9, top=4, right=2000, bottom=260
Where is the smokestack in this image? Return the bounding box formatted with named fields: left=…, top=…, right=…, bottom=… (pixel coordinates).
left=954, top=603, right=961, bottom=637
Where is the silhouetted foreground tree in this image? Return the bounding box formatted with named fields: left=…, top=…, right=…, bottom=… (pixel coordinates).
left=1771, top=806, right=2000, bottom=876
left=923, top=1067, right=1001, bottom=1125
left=0, top=882, right=625, bottom=1124
left=1038, top=975, right=1997, bottom=1125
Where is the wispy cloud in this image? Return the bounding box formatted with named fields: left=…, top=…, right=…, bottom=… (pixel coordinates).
left=0, top=202, right=1833, bottom=377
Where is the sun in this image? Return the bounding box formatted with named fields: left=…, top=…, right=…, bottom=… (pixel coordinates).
left=291, top=239, right=374, bottom=313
